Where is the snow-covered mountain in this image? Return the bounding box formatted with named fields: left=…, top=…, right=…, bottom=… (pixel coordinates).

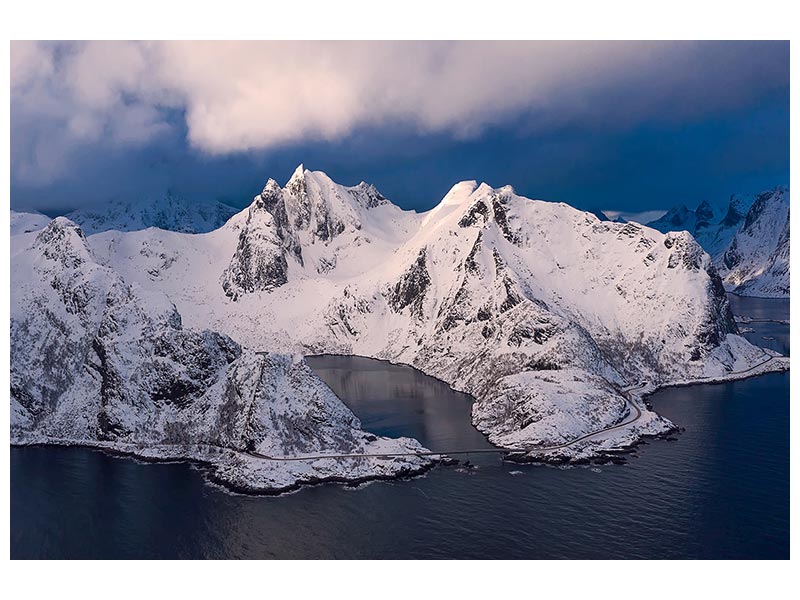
left=647, top=204, right=700, bottom=235
left=66, top=192, right=239, bottom=234
left=698, top=194, right=755, bottom=258
left=220, top=164, right=417, bottom=299
left=647, top=196, right=755, bottom=258
left=648, top=188, right=788, bottom=297
left=10, top=217, right=433, bottom=493
left=11, top=167, right=788, bottom=484
left=717, top=187, right=790, bottom=298
left=45, top=166, right=784, bottom=464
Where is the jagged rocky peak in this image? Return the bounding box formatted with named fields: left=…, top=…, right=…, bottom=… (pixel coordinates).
left=648, top=204, right=695, bottom=233
left=34, top=217, right=94, bottom=268
left=222, top=165, right=403, bottom=300
left=742, top=186, right=787, bottom=230
left=695, top=200, right=715, bottom=225
left=259, top=178, right=283, bottom=202
left=662, top=230, right=708, bottom=271
left=720, top=193, right=755, bottom=228
left=445, top=182, right=520, bottom=244
left=284, top=164, right=310, bottom=212
left=671, top=204, right=693, bottom=223
left=274, top=164, right=368, bottom=243
left=263, top=165, right=394, bottom=231
left=349, top=181, right=389, bottom=209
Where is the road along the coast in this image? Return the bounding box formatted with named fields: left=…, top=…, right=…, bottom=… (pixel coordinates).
left=241, top=353, right=784, bottom=462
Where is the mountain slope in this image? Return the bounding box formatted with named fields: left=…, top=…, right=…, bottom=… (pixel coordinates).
left=66, top=192, right=239, bottom=234
left=10, top=217, right=433, bottom=492
left=10, top=209, right=52, bottom=235
left=84, top=168, right=786, bottom=460
left=717, top=187, right=790, bottom=298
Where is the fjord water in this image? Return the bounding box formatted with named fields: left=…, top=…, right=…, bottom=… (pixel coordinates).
left=11, top=296, right=788, bottom=559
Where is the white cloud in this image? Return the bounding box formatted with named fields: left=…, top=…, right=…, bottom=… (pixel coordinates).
left=10, top=41, right=789, bottom=183
left=603, top=209, right=667, bottom=224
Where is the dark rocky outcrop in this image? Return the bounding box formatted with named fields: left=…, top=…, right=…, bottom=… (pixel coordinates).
left=221, top=195, right=288, bottom=299
left=388, top=248, right=431, bottom=318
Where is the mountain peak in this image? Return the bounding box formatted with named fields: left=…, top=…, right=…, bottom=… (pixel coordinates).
left=287, top=163, right=306, bottom=185
left=648, top=204, right=695, bottom=232
left=34, top=217, right=94, bottom=268
left=695, top=200, right=715, bottom=224
left=254, top=179, right=284, bottom=212
left=440, top=181, right=479, bottom=206
left=696, top=199, right=713, bottom=211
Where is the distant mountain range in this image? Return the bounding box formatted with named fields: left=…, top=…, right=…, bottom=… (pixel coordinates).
left=11, top=166, right=787, bottom=492
left=64, top=192, right=239, bottom=234
left=647, top=187, right=789, bottom=297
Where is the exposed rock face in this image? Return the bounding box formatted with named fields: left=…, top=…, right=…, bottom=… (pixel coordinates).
left=720, top=194, right=754, bottom=229
left=693, top=200, right=716, bottom=243
left=12, top=218, right=241, bottom=442
left=259, top=179, right=304, bottom=264
left=220, top=165, right=410, bottom=296
left=351, top=182, right=389, bottom=209
left=388, top=248, right=431, bottom=318
left=221, top=193, right=288, bottom=299
left=695, top=200, right=715, bottom=226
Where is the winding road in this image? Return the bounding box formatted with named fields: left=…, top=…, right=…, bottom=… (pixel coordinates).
left=241, top=353, right=783, bottom=462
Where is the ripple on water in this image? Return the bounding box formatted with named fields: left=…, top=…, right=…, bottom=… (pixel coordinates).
left=11, top=298, right=789, bottom=559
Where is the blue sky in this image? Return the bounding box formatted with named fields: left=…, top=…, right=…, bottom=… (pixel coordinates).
left=10, top=41, right=789, bottom=219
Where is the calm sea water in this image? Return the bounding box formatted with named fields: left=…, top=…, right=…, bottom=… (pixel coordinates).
left=727, top=294, right=790, bottom=356
left=10, top=296, right=789, bottom=559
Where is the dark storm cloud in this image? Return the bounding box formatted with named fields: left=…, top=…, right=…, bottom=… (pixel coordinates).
left=10, top=41, right=789, bottom=215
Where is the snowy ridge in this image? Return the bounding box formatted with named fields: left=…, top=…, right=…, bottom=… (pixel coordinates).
left=44, top=165, right=789, bottom=462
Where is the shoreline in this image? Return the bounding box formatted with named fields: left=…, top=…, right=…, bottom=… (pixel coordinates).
left=11, top=352, right=789, bottom=495
left=9, top=438, right=441, bottom=497
left=506, top=355, right=789, bottom=465
left=308, top=350, right=789, bottom=462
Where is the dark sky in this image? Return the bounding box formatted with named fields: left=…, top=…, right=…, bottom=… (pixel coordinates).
left=10, top=41, right=789, bottom=218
